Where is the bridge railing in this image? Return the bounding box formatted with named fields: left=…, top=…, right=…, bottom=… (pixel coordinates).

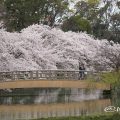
left=0, top=70, right=78, bottom=81
left=0, top=70, right=102, bottom=82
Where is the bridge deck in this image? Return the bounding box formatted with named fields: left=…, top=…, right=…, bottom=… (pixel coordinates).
left=0, top=79, right=110, bottom=90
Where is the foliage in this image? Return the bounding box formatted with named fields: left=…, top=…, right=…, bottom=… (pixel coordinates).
left=65, top=0, right=120, bottom=43
left=61, top=15, right=92, bottom=33
left=0, top=24, right=120, bottom=72
left=2, top=0, right=69, bottom=31
left=109, top=13, right=120, bottom=43
left=0, top=0, right=120, bottom=43
left=93, top=0, right=120, bottom=43
left=98, top=42, right=120, bottom=72
left=75, top=0, right=99, bottom=20
left=101, top=71, right=120, bottom=85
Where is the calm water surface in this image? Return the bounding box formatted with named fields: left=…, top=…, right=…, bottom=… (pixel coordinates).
left=0, top=88, right=117, bottom=120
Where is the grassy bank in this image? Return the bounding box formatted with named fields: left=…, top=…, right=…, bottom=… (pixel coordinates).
left=32, top=113, right=120, bottom=120
left=101, top=71, right=120, bottom=84
left=88, top=71, right=120, bottom=86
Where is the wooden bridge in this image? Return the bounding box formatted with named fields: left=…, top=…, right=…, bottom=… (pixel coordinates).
left=0, top=70, right=111, bottom=90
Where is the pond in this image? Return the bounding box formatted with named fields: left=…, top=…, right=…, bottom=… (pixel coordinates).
left=0, top=88, right=118, bottom=120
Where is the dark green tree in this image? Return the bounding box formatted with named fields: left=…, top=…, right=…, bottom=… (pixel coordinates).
left=75, top=0, right=99, bottom=22
left=109, top=13, right=120, bottom=43
left=61, top=15, right=92, bottom=33
left=73, top=0, right=120, bottom=43
left=2, top=0, right=69, bottom=31
left=0, top=0, right=6, bottom=24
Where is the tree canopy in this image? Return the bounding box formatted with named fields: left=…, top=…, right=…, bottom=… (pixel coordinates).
left=62, top=15, right=92, bottom=33
left=1, top=0, right=69, bottom=31
left=0, top=0, right=120, bottom=43
left=62, top=0, right=120, bottom=43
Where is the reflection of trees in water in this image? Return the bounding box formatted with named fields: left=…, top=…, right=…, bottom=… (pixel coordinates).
left=0, top=88, right=106, bottom=104
left=34, top=88, right=61, bottom=104
left=0, top=99, right=111, bottom=120
left=112, top=88, right=120, bottom=107
left=0, top=88, right=63, bottom=104
left=69, top=89, right=103, bottom=102
left=57, top=88, right=71, bottom=103
left=0, top=96, right=35, bottom=104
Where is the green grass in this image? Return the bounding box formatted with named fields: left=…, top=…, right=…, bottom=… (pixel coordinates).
left=99, top=71, right=120, bottom=90
left=100, top=71, right=120, bottom=84
left=31, top=113, right=120, bottom=120
left=86, top=71, right=120, bottom=87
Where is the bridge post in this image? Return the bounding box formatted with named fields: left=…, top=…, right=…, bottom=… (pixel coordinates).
left=30, top=71, right=33, bottom=79
left=36, top=71, right=38, bottom=79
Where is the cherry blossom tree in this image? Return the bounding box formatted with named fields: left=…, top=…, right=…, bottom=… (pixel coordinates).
left=0, top=24, right=120, bottom=72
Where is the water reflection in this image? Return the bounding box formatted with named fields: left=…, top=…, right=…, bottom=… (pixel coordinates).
left=0, top=88, right=111, bottom=120
left=0, top=88, right=104, bottom=104
left=0, top=99, right=111, bottom=120
left=111, top=88, right=120, bottom=107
